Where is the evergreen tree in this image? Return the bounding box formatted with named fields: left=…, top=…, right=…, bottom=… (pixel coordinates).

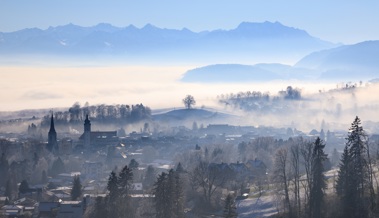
left=223, top=194, right=237, bottom=218
left=92, top=196, right=108, bottom=218
left=336, top=146, right=354, bottom=218
left=129, top=159, right=139, bottom=170
left=41, top=170, right=48, bottom=184
left=153, top=170, right=184, bottom=218
left=5, top=179, right=12, bottom=200
left=0, top=153, right=9, bottom=187
left=309, top=137, right=327, bottom=218
left=175, top=162, right=184, bottom=173
left=107, top=171, right=119, bottom=204
left=71, top=175, right=82, bottom=200
left=19, top=179, right=29, bottom=194
left=335, top=116, right=373, bottom=218
left=50, top=157, right=65, bottom=177
left=154, top=172, right=168, bottom=218
left=143, top=165, right=156, bottom=190
left=117, top=165, right=134, bottom=218
left=174, top=171, right=185, bottom=218
left=118, top=165, right=133, bottom=198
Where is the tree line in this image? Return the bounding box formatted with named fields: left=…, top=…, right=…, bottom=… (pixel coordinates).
left=218, top=86, right=301, bottom=112
left=41, top=102, right=151, bottom=127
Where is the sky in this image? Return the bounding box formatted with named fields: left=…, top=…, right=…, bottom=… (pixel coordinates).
left=0, top=0, right=378, bottom=44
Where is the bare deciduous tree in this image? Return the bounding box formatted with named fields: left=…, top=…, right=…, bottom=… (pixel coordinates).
left=182, top=95, right=196, bottom=109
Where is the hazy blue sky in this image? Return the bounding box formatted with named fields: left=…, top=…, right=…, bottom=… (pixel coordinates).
left=0, top=0, right=378, bottom=44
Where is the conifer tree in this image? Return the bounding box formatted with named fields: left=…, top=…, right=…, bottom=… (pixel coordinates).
left=0, top=153, right=9, bottom=187
left=50, top=157, right=65, bottom=177
left=309, top=137, right=327, bottom=218
left=107, top=171, right=119, bottom=204
left=153, top=169, right=185, bottom=218
left=41, top=170, right=48, bottom=184
left=107, top=171, right=119, bottom=218
left=223, top=194, right=237, bottom=218
left=335, top=116, right=373, bottom=218
left=143, top=165, right=156, bottom=190
left=117, top=164, right=134, bottom=218
left=174, top=172, right=185, bottom=218
left=176, top=162, right=184, bottom=173
left=129, top=159, right=139, bottom=170
left=19, top=179, right=29, bottom=194
left=5, top=179, right=12, bottom=200
left=118, top=165, right=133, bottom=198
left=71, top=175, right=82, bottom=200
left=92, top=196, right=108, bottom=218
left=154, top=172, right=168, bottom=218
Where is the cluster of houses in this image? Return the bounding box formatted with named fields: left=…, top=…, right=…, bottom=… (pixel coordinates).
left=0, top=113, right=353, bottom=217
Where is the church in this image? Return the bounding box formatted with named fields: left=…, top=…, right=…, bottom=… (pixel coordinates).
left=47, top=114, right=59, bottom=153
left=79, top=115, right=119, bottom=148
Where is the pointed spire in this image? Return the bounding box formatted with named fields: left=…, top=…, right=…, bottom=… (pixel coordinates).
left=84, top=114, right=91, bottom=132
left=49, top=113, right=56, bottom=133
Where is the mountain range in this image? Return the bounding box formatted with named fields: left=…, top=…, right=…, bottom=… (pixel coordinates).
left=0, top=21, right=336, bottom=63
left=181, top=40, right=379, bottom=82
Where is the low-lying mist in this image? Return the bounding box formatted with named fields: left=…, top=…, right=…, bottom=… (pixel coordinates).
left=1, top=64, right=378, bottom=133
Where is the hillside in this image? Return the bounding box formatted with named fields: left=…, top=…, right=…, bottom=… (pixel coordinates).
left=180, top=63, right=316, bottom=82
left=152, top=108, right=235, bottom=124
left=295, top=40, right=379, bottom=80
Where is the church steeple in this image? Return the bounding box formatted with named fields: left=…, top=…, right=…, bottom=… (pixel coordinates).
left=49, top=113, right=56, bottom=133
left=84, top=114, right=91, bottom=148
left=47, top=113, right=58, bottom=153
left=84, top=114, right=91, bottom=132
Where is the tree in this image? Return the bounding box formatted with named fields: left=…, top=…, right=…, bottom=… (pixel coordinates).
left=129, top=159, right=139, bottom=170
left=290, top=143, right=301, bottom=217
left=223, top=194, right=237, bottom=218
left=272, top=148, right=292, bottom=216
left=330, top=148, right=340, bottom=167
left=0, top=153, right=9, bottom=187
left=117, top=165, right=134, bottom=218
left=174, top=171, right=185, bottom=218
left=182, top=95, right=196, bottom=109
left=91, top=196, right=108, bottom=218
left=192, top=121, right=198, bottom=131
left=5, top=179, right=12, bottom=200
left=143, top=165, right=156, bottom=190
left=19, top=179, right=29, bottom=194
left=309, top=137, right=327, bottom=218
left=71, top=175, right=82, bottom=200
left=154, top=172, right=169, bottom=218
left=41, top=170, right=48, bottom=184
left=50, top=157, right=65, bottom=177
left=190, top=161, right=227, bottom=209
left=107, top=171, right=119, bottom=204
left=336, top=116, right=373, bottom=218
left=118, top=165, right=133, bottom=198
left=176, top=162, right=185, bottom=173
left=153, top=169, right=184, bottom=218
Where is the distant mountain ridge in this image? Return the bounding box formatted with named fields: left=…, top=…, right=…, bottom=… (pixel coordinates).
left=181, top=63, right=316, bottom=82
left=181, top=41, right=379, bottom=82
left=0, top=21, right=336, bottom=63
left=295, top=40, right=379, bottom=79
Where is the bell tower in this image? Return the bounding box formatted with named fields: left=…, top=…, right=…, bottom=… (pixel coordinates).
left=84, top=115, right=91, bottom=148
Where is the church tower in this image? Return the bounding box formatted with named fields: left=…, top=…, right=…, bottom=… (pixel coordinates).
left=84, top=114, right=91, bottom=148
left=47, top=113, right=58, bottom=153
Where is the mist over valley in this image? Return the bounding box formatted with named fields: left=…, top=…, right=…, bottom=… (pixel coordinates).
left=1, top=2, right=379, bottom=217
